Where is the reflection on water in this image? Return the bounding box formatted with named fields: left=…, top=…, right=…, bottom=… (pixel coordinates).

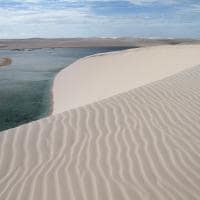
left=0, top=47, right=133, bottom=131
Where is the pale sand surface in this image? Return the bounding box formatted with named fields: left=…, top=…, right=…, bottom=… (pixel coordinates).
left=53, top=44, right=200, bottom=114
left=0, top=57, right=12, bottom=67
left=1, top=65, right=200, bottom=199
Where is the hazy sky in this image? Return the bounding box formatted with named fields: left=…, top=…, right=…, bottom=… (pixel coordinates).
left=0, top=0, right=200, bottom=38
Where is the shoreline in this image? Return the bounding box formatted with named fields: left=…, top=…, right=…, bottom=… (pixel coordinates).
left=49, top=46, right=141, bottom=115
left=0, top=46, right=133, bottom=132
left=48, top=46, right=136, bottom=116
left=52, top=44, right=200, bottom=114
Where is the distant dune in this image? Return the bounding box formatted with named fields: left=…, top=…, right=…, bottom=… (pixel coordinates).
left=0, top=37, right=200, bottom=50
left=0, top=57, right=12, bottom=67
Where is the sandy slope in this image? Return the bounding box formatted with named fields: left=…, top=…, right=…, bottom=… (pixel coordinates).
left=1, top=44, right=200, bottom=199
left=1, top=65, right=200, bottom=199
left=53, top=44, right=200, bottom=114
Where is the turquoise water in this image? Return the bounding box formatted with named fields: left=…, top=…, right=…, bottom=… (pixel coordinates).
left=0, top=47, right=133, bottom=131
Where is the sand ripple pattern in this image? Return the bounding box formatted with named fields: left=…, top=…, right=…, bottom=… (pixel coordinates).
left=1, top=66, right=200, bottom=200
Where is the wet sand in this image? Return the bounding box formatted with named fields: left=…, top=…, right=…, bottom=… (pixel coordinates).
left=0, top=57, right=12, bottom=67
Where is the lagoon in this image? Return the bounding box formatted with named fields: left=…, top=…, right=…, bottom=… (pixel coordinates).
left=0, top=47, right=132, bottom=131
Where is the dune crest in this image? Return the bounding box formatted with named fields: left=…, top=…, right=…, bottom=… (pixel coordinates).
left=53, top=44, right=200, bottom=114
left=0, top=65, right=200, bottom=199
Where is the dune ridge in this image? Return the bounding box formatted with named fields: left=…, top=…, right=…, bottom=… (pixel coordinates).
left=53, top=44, right=200, bottom=114
left=0, top=65, right=200, bottom=199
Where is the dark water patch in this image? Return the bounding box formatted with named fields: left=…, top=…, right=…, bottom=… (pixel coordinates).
left=0, top=80, right=51, bottom=130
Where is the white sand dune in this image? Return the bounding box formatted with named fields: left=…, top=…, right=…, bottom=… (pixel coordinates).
left=53, top=44, right=200, bottom=114
left=1, top=64, right=200, bottom=199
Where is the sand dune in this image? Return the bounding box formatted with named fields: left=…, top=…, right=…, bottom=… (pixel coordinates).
left=53, top=44, right=200, bottom=114
left=1, top=65, right=200, bottom=199
left=0, top=57, right=12, bottom=67
left=0, top=38, right=199, bottom=50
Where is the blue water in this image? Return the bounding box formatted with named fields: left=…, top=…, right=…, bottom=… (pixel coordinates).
left=0, top=47, right=133, bottom=131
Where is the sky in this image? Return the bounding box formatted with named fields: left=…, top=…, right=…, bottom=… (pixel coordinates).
left=0, top=0, right=200, bottom=39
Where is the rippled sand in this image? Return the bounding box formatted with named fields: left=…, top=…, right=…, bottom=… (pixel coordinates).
left=1, top=45, right=200, bottom=200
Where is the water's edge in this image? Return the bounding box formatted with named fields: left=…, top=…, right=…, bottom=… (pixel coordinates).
left=0, top=47, right=134, bottom=132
